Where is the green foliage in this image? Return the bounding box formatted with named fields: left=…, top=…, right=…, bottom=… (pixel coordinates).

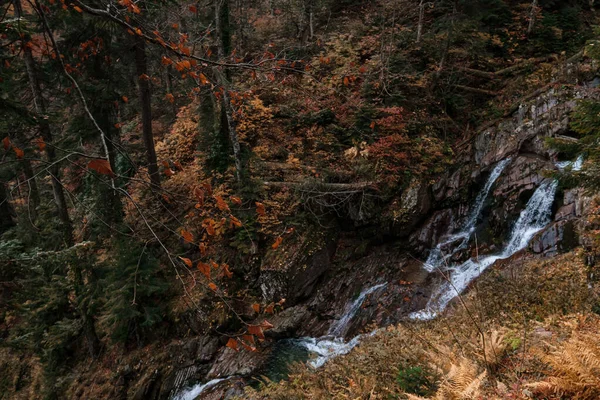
left=396, top=365, right=438, bottom=396
left=99, top=242, right=169, bottom=344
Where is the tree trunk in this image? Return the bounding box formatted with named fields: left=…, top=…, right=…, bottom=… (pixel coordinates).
left=134, top=36, right=160, bottom=191
left=0, top=181, right=16, bottom=234
left=215, top=0, right=243, bottom=183
left=14, top=0, right=73, bottom=246
left=416, top=0, right=425, bottom=43
left=21, top=159, right=39, bottom=222
left=528, top=0, right=539, bottom=35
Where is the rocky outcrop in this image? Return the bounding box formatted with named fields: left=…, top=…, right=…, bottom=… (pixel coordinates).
left=258, top=229, right=337, bottom=305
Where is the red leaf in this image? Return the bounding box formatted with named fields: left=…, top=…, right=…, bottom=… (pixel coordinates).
left=248, top=325, right=264, bottom=339
left=189, top=5, right=197, bottom=13
left=197, top=262, right=211, bottom=280
left=271, top=237, right=283, bottom=250
left=2, top=137, right=10, bottom=151
left=34, top=138, right=46, bottom=151
left=87, top=159, right=115, bottom=177
left=252, top=303, right=260, bottom=313
left=179, top=257, right=192, bottom=268
left=255, top=202, right=266, bottom=216
left=13, top=147, right=24, bottom=159
left=259, top=320, right=274, bottom=330
left=181, top=229, right=194, bottom=244
left=226, top=338, right=238, bottom=351
left=264, top=303, right=274, bottom=314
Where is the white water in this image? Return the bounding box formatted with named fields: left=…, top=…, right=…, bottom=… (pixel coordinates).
left=411, top=156, right=584, bottom=321
left=293, top=283, right=387, bottom=368
left=171, top=378, right=227, bottom=400
left=424, top=159, right=511, bottom=273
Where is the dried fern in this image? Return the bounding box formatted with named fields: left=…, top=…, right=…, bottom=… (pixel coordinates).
left=528, top=331, right=600, bottom=399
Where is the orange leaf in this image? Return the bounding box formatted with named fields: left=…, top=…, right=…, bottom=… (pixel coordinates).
left=181, top=229, right=194, bottom=244
left=13, top=147, right=24, bottom=159
left=214, top=195, right=230, bottom=212
left=240, top=340, right=256, bottom=352
left=73, top=5, right=82, bottom=12
left=252, top=303, right=260, bottom=313
left=172, top=23, right=179, bottom=30
left=166, top=93, right=175, bottom=103
left=203, top=218, right=216, bottom=236
left=199, top=73, right=208, bottom=85
left=208, top=282, right=217, bottom=291
left=248, top=325, right=264, bottom=339
left=135, top=28, right=142, bottom=36
left=87, top=159, right=115, bottom=177
left=230, top=196, right=242, bottom=205
left=369, top=121, right=376, bottom=130
left=264, top=303, right=274, bottom=314
left=259, top=320, right=274, bottom=330
left=179, top=257, right=192, bottom=268
left=343, top=76, right=349, bottom=86
left=34, top=138, right=46, bottom=151
left=226, top=338, right=238, bottom=351
left=255, top=202, right=266, bottom=216
left=243, top=334, right=255, bottom=344
left=122, top=96, right=128, bottom=103
left=197, top=262, right=211, bottom=280
left=223, top=263, right=233, bottom=279
left=2, top=137, right=10, bottom=151
left=272, top=237, right=283, bottom=250
left=229, top=215, right=242, bottom=228
left=199, top=242, right=207, bottom=256
left=161, top=56, right=172, bottom=65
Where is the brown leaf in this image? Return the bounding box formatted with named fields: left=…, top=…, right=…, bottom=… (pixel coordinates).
left=199, top=242, right=207, bottom=256
left=223, top=263, right=233, bottom=279
left=2, top=137, right=10, bottom=151
left=87, top=159, right=116, bottom=177
left=255, top=202, right=266, bottom=216
left=122, top=95, right=128, bottom=103
left=226, top=338, right=238, bottom=351
left=214, top=195, right=230, bottom=212
left=181, top=229, right=194, bottom=244
left=252, top=303, right=260, bottom=313
left=173, top=161, right=184, bottom=171
left=197, top=262, right=211, bottom=280
left=229, top=215, right=242, bottom=228
left=193, top=187, right=205, bottom=207
left=230, top=196, right=242, bottom=205
left=271, top=237, right=283, bottom=250
left=248, top=325, right=264, bottom=339
left=189, top=5, right=197, bottom=13
left=202, top=182, right=213, bottom=196
left=165, top=93, right=175, bottom=103
left=179, top=257, right=192, bottom=268
left=203, top=219, right=216, bottom=236
left=164, top=168, right=175, bottom=177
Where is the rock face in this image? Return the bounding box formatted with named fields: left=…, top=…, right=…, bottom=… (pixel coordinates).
left=258, top=229, right=337, bottom=305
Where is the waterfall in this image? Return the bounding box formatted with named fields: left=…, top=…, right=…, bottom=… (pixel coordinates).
left=292, top=283, right=387, bottom=368
left=170, top=378, right=227, bottom=400
left=424, top=159, right=511, bottom=273
left=410, top=156, right=584, bottom=321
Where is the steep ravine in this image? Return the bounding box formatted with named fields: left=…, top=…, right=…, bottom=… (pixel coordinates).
left=147, top=86, right=598, bottom=400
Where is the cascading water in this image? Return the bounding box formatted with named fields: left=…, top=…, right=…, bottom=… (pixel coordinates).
left=424, top=159, right=511, bottom=273
left=291, top=283, right=387, bottom=368
left=171, top=378, right=227, bottom=400
left=411, top=156, right=583, bottom=321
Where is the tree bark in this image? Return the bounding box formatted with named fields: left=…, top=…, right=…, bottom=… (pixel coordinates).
left=416, top=0, right=425, bottom=43
left=215, top=0, right=243, bottom=183
left=527, top=0, right=539, bottom=35
left=14, top=0, right=73, bottom=246
left=134, top=36, right=161, bottom=191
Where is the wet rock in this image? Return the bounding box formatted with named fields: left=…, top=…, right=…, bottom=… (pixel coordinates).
left=410, top=209, right=457, bottom=253
left=530, top=221, right=578, bottom=256
left=265, top=305, right=310, bottom=339
left=200, top=377, right=246, bottom=400
left=207, top=346, right=271, bottom=378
